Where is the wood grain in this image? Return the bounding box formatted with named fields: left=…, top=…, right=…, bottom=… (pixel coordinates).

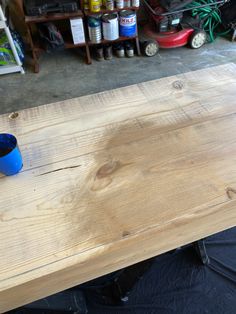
left=1, top=63, right=236, bottom=312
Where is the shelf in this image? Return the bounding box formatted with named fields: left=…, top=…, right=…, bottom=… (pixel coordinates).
left=32, top=33, right=86, bottom=50
left=60, top=31, right=86, bottom=48
left=64, top=35, right=86, bottom=48
left=25, top=11, right=84, bottom=24
left=0, top=64, right=24, bottom=75
left=84, top=6, right=139, bottom=15
left=65, top=41, right=86, bottom=48
left=88, top=35, right=137, bottom=45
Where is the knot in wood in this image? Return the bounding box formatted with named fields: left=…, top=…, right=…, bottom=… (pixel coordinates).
left=122, top=231, right=130, bottom=237
left=9, top=112, right=19, bottom=120
left=172, top=80, right=184, bottom=90
left=96, top=160, right=121, bottom=179
left=226, top=187, right=236, bottom=199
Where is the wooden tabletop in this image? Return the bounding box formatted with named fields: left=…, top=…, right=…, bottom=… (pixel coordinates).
left=1, top=63, right=236, bottom=312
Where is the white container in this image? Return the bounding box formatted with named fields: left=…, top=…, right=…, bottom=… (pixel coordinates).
left=116, top=0, right=124, bottom=9
left=102, top=13, right=119, bottom=40
left=70, top=18, right=85, bottom=44
left=132, top=0, right=139, bottom=7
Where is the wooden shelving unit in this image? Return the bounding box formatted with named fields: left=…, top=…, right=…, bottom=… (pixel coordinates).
left=25, top=10, right=91, bottom=72
left=21, top=0, right=141, bottom=71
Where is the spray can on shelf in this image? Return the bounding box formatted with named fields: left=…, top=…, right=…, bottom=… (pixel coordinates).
left=132, top=0, right=139, bottom=7
left=116, top=0, right=124, bottom=8
left=119, top=10, right=136, bottom=37
left=106, top=0, right=115, bottom=10
left=102, top=13, right=119, bottom=40
left=89, top=0, right=101, bottom=12
left=88, top=16, right=102, bottom=43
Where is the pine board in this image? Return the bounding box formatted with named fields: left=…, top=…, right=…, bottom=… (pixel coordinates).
left=1, top=63, right=236, bottom=312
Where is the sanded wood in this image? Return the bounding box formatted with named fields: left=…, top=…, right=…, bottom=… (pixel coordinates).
left=1, top=63, right=236, bottom=312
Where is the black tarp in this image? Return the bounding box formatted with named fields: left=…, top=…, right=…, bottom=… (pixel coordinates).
left=11, top=227, right=236, bottom=314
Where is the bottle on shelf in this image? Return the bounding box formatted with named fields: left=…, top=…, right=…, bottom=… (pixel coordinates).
left=89, top=0, right=101, bottom=12
left=119, top=10, right=137, bottom=37
left=102, top=13, right=119, bottom=40
left=105, top=0, right=115, bottom=10
left=88, top=16, right=102, bottom=42
left=113, top=42, right=125, bottom=57
left=125, top=41, right=134, bottom=57
left=116, top=0, right=124, bottom=9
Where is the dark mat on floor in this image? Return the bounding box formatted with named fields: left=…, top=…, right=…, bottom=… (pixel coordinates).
left=10, top=227, right=236, bottom=314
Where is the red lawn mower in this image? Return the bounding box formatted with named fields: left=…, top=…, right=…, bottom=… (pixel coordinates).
left=141, top=0, right=227, bottom=56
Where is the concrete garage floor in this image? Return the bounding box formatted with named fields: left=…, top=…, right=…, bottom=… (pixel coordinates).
left=1, top=37, right=236, bottom=115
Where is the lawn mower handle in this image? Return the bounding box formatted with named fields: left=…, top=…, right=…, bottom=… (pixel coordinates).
left=142, top=0, right=227, bottom=17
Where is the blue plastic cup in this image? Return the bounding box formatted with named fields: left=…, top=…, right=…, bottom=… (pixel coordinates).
left=0, top=134, right=23, bottom=176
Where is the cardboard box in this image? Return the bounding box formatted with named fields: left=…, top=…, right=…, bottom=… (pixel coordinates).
left=70, top=18, right=85, bottom=44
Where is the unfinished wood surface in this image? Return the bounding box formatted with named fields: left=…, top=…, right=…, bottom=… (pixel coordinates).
left=1, top=63, right=236, bottom=312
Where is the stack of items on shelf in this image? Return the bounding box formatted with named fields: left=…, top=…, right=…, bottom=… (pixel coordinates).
left=87, top=10, right=137, bottom=42
left=86, top=0, right=139, bottom=61
left=24, top=0, right=80, bottom=16
left=84, top=0, right=139, bottom=12
left=95, top=41, right=134, bottom=60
